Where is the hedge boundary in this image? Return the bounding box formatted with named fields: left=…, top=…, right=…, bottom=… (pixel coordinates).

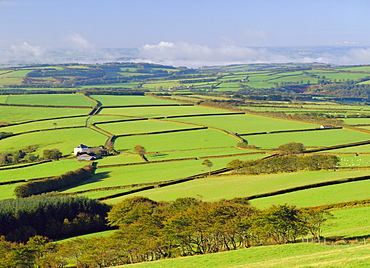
left=244, top=174, right=370, bottom=201
left=13, top=164, right=96, bottom=198
left=238, top=126, right=342, bottom=136
left=0, top=160, right=51, bottom=171
left=0, top=115, right=88, bottom=128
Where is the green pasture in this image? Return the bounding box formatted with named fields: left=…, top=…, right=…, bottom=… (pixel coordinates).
left=0, top=95, right=8, bottom=103
left=79, top=83, right=140, bottom=89
left=251, top=179, right=370, bottom=209
left=0, top=105, right=90, bottom=124
left=62, top=157, right=238, bottom=194
left=339, top=154, right=370, bottom=167
left=99, top=105, right=229, bottom=118
left=57, top=229, right=117, bottom=242
left=141, top=80, right=181, bottom=89
left=90, top=95, right=179, bottom=106
left=98, top=119, right=197, bottom=136
left=0, top=182, right=23, bottom=199
left=324, top=206, right=370, bottom=239
left=0, top=116, right=88, bottom=133
left=145, top=147, right=264, bottom=161
left=343, top=118, right=370, bottom=125
left=329, top=143, right=370, bottom=153
left=118, top=72, right=152, bottom=77
left=77, top=187, right=141, bottom=200
left=114, top=129, right=238, bottom=153
left=107, top=169, right=370, bottom=204
left=245, top=129, right=370, bottom=149
left=6, top=70, right=33, bottom=78
left=0, top=159, right=87, bottom=184
left=0, top=128, right=107, bottom=155
left=334, top=66, right=370, bottom=72
left=88, top=115, right=132, bottom=124
left=96, top=153, right=142, bottom=166
left=5, top=94, right=95, bottom=107
left=305, top=70, right=370, bottom=81
left=118, top=243, right=370, bottom=268
left=172, top=114, right=316, bottom=134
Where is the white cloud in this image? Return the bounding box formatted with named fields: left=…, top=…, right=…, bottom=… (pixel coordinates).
left=139, top=41, right=289, bottom=67
left=63, top=32, right=93, bottom=50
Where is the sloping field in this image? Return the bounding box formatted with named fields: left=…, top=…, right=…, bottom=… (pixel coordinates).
left=145, top=147, right=262, bottom=161
left=0, top=159, right=87, bottom=182
left=99, top=106, right=231, bottom=118
left=97, top=120, right=196, bottom=136
left=172, top=114, right=317, bottom=133
left=0, top=128, right=107, bottom=155
left=62, top=157, right=239, bottom=193
left=0, top=182, right=23, bottom=199
left=250, top=179, right=370, bottom=208
left=106, top=169, right=370, bottom=204
left=5, top=94, right=95, bottom=106
left=90, top=95, right=180, bottom=106
left=324, top=206, right=370, bottom=238
left=117, top=243, right=370, bottom=268
left=114, top=129, right=238, bottom=153
left=245, top=129, right=370, bottom=149
left=0, top=116, right=88, bottom=133
left=0, top=106, right=90, bottom=124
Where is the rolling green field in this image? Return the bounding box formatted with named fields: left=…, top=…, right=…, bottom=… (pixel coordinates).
left=97, top=119, right=196, bottom=135
left=117, top=243, right=370, bottom=268
left=250, top=179, right=370, bottom=208
left=99, top=105, right=230, bottom=118
left=173, top=113, right=317, bottom=133
left=0, top=159, right=87, bottom=182
left=0, top=105, right=90, bottom=124
left=114, top=129, right=238, bottom=153
left=245, top=129, right=370, bottom=149
left=106, top=169, right=370, bottom=204
left=0, top=116, right=88, bottom=133
left=1, top=63, right=370, bottom=267
left=0, top=128, right=107, bottom=155
left=90, top=95, right=179, bottom=106
left=324, top=206, right=370, bottom=238
left=5, top=94, right=95, bottom=106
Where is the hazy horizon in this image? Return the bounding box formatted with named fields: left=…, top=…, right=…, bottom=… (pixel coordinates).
left=1, top=0, right=370, bottom=67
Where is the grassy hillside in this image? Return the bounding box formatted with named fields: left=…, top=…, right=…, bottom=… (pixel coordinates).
left=116, top=243, right=370, bottom=268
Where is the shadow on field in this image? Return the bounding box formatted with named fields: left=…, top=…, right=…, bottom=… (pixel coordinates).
left=61, top=171, right=111, bottom=191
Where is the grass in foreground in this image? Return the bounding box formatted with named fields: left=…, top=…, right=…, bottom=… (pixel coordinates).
left=117, top=243, right=370, bottom=268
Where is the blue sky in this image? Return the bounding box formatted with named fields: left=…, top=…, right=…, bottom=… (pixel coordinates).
left=1, top=0, right=370, bottom=66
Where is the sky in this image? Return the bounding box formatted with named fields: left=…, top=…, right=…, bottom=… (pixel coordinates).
left=1, top=0, right=370, bottom=66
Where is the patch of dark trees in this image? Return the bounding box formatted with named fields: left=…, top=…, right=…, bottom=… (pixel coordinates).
left=0, top=194, right=110, bottom=242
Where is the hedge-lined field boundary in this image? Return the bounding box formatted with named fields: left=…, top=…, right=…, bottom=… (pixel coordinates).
left=98, top=152, right=265, bottom=169
left=2, top=126, right=86, bottom=139
left=97, top=167, right=231, bottom=201
left=13, top=164, right=96, bottom=198
left=100, top=104, right=194, bottom=108
left=305, top=139, right=370, bottom=153
left=308, top=198, right=370, bottom=211
left=238, top=126, right=342, bottom=136
left=244, top=174, right=370, bottom=201
left=0, top=160, right=51, bottom=171
left=115, top=127, right=208, bottom=137
left=0, top=103, right=92, bottom=109
left=0, top=115, right=88, bottom=128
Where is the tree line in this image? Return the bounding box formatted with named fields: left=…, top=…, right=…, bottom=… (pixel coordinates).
left=0, top=196, right=331, bottom=267
left=227, top=154, right=339, bottom=175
